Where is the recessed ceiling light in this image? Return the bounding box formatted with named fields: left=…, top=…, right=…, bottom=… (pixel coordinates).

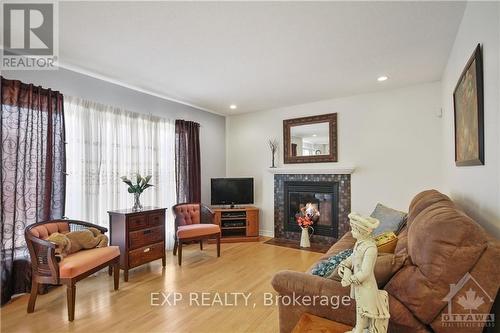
left=312, top=134, right=317, bottom=137
left=230, top=104, right=237, bottom=110
left=377, top=76, right=388, bottom=82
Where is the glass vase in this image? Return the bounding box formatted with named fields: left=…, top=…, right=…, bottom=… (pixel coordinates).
left=132, top=192, right=143, bottom=211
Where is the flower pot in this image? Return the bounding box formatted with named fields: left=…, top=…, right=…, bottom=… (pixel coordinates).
left=132, top=193, right=143, bottom=211
left=300, top=227, right=311, bottom=248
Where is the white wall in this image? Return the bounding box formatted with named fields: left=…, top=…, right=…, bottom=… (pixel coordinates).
left=2, top=68, right=226, bottom=204
left=226, top=82, right=444, bottom=236
left=441, top=2, right=500, bottom=238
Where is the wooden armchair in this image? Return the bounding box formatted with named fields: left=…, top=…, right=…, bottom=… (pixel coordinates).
left=172, top=203, right=221, bottom=266
left=25, top=219, right=120, bottom=321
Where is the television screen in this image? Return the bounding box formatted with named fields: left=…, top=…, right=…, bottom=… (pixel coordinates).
left=211, top=178, right=254, bottom=205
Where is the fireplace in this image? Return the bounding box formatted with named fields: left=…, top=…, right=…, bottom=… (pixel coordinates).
left=284, top=181, right=339, bottom=238
left=273, top=173, right=351, bottom=246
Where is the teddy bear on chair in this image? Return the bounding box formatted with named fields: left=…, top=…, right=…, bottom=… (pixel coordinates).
left=47, top=227, right=108, bottom=260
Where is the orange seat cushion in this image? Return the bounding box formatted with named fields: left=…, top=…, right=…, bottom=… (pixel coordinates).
left=177, top=224, right=220, bottom=239
left=59, top=246, right=120, bottom=278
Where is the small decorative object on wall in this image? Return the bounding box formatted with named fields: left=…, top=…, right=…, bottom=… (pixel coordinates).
left=338, top=213, right=390, bottom=333
left=296, top=203, right=320, bottom=248
left=453, top=44, right=484, bottom=166
left=283, top=113, right=337, bottom=164
left=120, top=174, right=154, bottom=211
left=268, top=139, right=279, bottom=168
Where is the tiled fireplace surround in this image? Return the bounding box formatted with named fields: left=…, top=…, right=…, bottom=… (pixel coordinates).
left=273, top=173, right=351, bottom=246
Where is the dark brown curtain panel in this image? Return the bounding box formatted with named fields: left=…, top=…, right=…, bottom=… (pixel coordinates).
left=175, top=120, right=201, bottom=203
left=0, top=77, right=66, bottom=305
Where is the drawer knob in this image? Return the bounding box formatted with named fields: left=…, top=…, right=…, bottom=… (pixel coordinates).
left=143, top=248, right=151, bottom=253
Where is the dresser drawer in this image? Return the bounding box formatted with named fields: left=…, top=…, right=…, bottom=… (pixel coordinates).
left=148, top=212, right=164, bottom=228
left=129, top=226, right=164, bottom=250
left=128, top=215, right=148, bottom=231
left=128, top=242, right=164, bottom=268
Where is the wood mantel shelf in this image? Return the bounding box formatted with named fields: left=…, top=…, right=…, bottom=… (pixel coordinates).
left=267, top=167, right=355, bottom=174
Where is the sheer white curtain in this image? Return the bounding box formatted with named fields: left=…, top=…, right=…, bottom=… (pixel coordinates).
left=64, top=96, right=176, bottom=249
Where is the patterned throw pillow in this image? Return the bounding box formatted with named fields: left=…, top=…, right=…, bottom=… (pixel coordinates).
left=371, top=203, right=408, bottom=236
left=310, top=249, right=353, bottom=278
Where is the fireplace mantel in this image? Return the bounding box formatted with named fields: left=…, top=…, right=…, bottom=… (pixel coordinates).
left=267, top=167, right=355, bottom=175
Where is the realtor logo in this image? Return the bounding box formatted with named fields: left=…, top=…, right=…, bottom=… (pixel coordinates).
left=442, top=272, right=495, bottom=328
left=2, top=1, right=58, bottom=70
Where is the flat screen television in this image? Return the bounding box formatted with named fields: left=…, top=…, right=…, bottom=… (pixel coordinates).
left=211, top=178, right=254, bottom=206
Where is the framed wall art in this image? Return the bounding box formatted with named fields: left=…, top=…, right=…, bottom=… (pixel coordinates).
left=453, top=44, right=484, bottom=166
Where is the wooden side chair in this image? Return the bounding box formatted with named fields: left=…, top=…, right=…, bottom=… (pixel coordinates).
left=25, top=219, right=120, bottom=321
left=172, top=203, right=221, bottom=266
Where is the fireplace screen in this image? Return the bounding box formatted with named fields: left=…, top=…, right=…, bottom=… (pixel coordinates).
left=284, top=181, right=339, bottom=237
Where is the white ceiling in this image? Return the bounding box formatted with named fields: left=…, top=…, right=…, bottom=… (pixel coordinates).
left=57, top=1, right=466, bottom=115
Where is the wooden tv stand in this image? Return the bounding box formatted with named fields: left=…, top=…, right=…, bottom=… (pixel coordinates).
left=211, top=206, right=259, bottom=243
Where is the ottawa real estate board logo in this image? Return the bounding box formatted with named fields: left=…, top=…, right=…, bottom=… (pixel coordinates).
left=442, top=272, right=495, bottom=329
left=2, top=1, right=58, bottom=70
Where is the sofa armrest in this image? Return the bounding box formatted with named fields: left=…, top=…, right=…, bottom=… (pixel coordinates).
left=271, top=270, right=356, bottom=332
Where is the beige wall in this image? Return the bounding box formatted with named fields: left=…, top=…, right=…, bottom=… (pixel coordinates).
left=226, top=82, right=444, bottom=236
left=441, top=2, right=500, bottom=238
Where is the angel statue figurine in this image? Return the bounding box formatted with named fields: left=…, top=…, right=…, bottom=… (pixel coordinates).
left=338, top=212, right=390, bottom=333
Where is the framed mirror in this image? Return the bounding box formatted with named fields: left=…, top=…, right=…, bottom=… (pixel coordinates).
left=283, top=113, right=337, bottom=163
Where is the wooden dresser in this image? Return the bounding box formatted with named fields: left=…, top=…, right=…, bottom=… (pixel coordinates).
left=108, top=207, right=167, bottom=281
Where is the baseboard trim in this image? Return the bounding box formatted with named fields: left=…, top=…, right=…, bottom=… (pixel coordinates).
left=259, top=229, right=274, bottom=237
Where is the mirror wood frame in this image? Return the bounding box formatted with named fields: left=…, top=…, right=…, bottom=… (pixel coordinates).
left=283, top=113, right=338, bottom=164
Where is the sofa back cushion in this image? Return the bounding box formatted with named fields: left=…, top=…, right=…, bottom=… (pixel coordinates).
left=407, top=189, right=452, bottom=226
left=385, top=190, right=488, bottom=324
left=325, top=231, right=356, bottom=257
left=394, top=226, right=408, bottom=253
left=331, top=251, right=408, bottom=288
left=30, top=222, right=70, bottom=239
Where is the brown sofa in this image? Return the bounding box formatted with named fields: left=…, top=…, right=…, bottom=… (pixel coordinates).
left=271, top=190, right=500, bottom=332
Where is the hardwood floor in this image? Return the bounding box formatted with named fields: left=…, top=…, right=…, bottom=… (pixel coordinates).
left=1, top=238, right=321, bottom=333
